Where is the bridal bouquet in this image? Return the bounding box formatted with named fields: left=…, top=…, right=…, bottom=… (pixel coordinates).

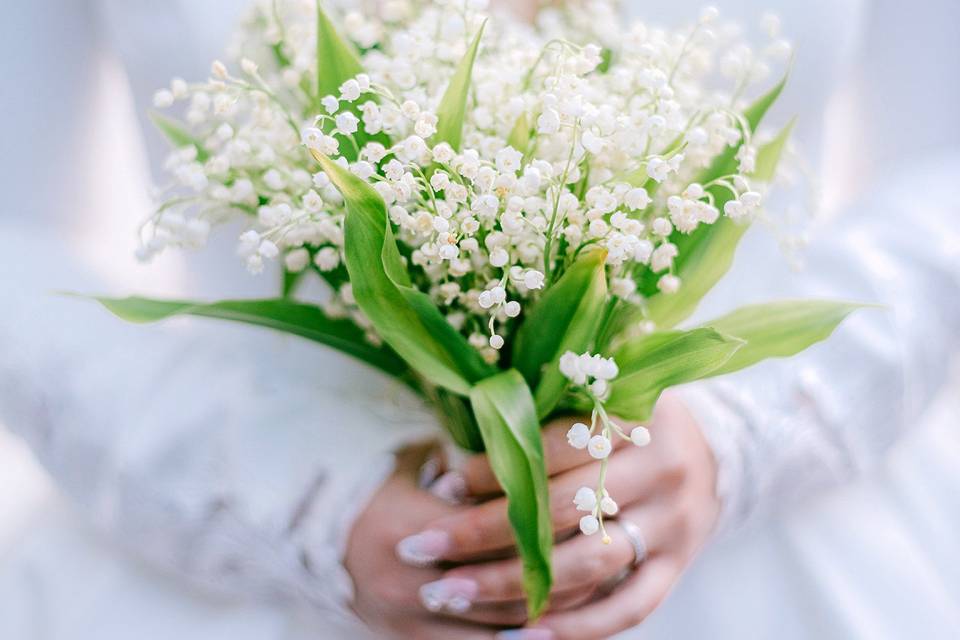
left=93, top=0, right=861, bottom=617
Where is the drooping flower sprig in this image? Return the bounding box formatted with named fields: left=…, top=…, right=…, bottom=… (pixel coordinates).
left=560, top=350, right=651, bottom=542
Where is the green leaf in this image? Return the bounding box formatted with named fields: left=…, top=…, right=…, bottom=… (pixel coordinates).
left=744, top=69, right=790, bottom=132
left=271, top=42, right=292, bottom=68
left=282, top=269, right=307, bottom=298
left=149, top=111, right=209, bottom=161
left=312, top=150, right=492, bottom=394
left=90, top=296, right=408, bottom=378
left=611, top=137, right=683, bottom=215
left=597, top=48, right=613, bottom=73
left=426, top=386, right=485, bottom=452
left=686, top=69, right=790, bottom=194
left=313, top=2, right=388, bottom=160
left=604, top=328, right=743, bottom=421
left=469, top=370, right=552, bottom=619
left=315, top=1, right=363, bottom=103
left=752, top=117, right=796, bottom=182
left=637, top=71, right=791, bottom=329
left=701, top=300, right=868, bottom=377
left=619, top=168, right=650, bottom=188
left=506, top=111, right=531, bottom=155
left=643, top=218, right=748, bottom=329
left=512, top=249, right=608, bottom=418
left=434, top=21, right=486, bottom=151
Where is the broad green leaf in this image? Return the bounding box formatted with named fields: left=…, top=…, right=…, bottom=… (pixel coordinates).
left=426, top=386, right=485, bottom=452
left=149, top=111, right=209, bottom=161
left=91, top=296, right=407, bottom=378
left=643, top=217, right=748, bottom=329
left=434, top=21, right=486, bottom=151
left=470, top=370, right=552, bottom=619
left=313, top=2, right=388, bottom=159
left=604, top=328, right=743, bottom=421
left=312, top=150, right=492, bottom=394
left=315, top=1, right=363, bottom=103
left=744, top=69, right=789, bottom=132
left=512, top=249, right=608, bottom=418
left=752, top=117, right=796, bottom=182
left=701, top=300, right=867, bottom=377
left=636, top=71, right=791, bottom=329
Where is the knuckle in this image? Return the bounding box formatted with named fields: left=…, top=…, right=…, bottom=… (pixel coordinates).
left=550, top=492, right=580, bottom=527
left=452, top=513, right=486, bottom=549
left=603, top=536, right=630, bottom=565
left=452, top=509, right=502, bottom=551
left=568, top=553, right=607, bottom=585
left=543, top=424, right=573, bottom=463
left=658, top=456, right=688, bottom=489
left=477, top=567, right=523, bottom=599
left=667, top=503, right=693, bottom=536
left=661, top=509, right=689, bottom=549
left=499, top=568, right=525, bottom=598
left=499, top=606, right=529, bottom=627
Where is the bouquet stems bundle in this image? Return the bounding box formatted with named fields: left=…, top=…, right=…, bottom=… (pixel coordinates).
left=92, top=0, right=863, bottom=617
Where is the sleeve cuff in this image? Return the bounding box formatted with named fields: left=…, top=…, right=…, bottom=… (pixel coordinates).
left=676, top=382, right=754, bottom=535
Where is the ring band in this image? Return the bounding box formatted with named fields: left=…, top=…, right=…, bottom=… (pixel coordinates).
left=619, top=518, right=648, bottom=568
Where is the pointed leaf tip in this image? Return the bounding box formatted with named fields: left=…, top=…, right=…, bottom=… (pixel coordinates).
left=434, top=20, right=487, bottom=151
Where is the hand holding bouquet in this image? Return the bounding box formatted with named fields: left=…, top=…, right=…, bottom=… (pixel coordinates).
left=94, top=0, right=863, bottom=617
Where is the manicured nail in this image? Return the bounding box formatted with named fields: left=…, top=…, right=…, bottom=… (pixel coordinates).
left=419, top=577, right=478, bottom=613
left=418, top=454, right=443, bottom=489
left=495, top=630, right=555, bottom=640
left=395, top=530, right=451, bottom=566
left=429, top=470, right=467, bottom=504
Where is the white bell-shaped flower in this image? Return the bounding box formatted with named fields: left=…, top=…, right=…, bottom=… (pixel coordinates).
left=566, top=422, right=590, bottom=449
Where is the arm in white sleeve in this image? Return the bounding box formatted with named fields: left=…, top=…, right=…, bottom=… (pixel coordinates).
left=2, top=2, right=437, bottom=616
left=0, top=226, right=438, bottom=617
left=683, top=154, right=960, bottom=532
left=683, top=0, right=960, bottom=533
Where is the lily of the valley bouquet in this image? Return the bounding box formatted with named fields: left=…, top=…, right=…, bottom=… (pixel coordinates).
left=93, top=0, right=862, bottom=617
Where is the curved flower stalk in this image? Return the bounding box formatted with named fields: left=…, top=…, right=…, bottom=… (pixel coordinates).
left=86, top=0, right=871, bottom=619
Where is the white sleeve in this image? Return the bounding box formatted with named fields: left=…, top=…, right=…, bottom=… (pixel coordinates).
left=681, top=0, right=960, bottom=533
left=682, top=154, right=960, bottom=532
left=2, top=1, right=438, bottom=617
left=0, top=224, right=438, bottom=618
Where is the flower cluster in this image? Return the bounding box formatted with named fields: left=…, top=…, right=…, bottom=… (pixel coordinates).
left=561, top=350, right=650, bottom=541
left=143, top=0, right=789, bottom=360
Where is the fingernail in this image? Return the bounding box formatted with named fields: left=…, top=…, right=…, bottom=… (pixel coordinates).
left=418, top=577, right=478, bottom=613
left=495, top=630, right=555, bottom=640
left=395, top=530, right=451, bottom=566
left=429, top=470, right=467, bottom=504
left=418, top=454, right=443, bottom=489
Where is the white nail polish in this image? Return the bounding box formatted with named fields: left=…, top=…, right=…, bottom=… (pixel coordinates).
left=418, top=454, right=443, bottom=489
left=446, top=595, right=471, bottom=614
left=395, top=530, right=451, bottom=566
left=429, top=470, right=467, bottom=504
left=418, top=577, right=478, bottom=613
